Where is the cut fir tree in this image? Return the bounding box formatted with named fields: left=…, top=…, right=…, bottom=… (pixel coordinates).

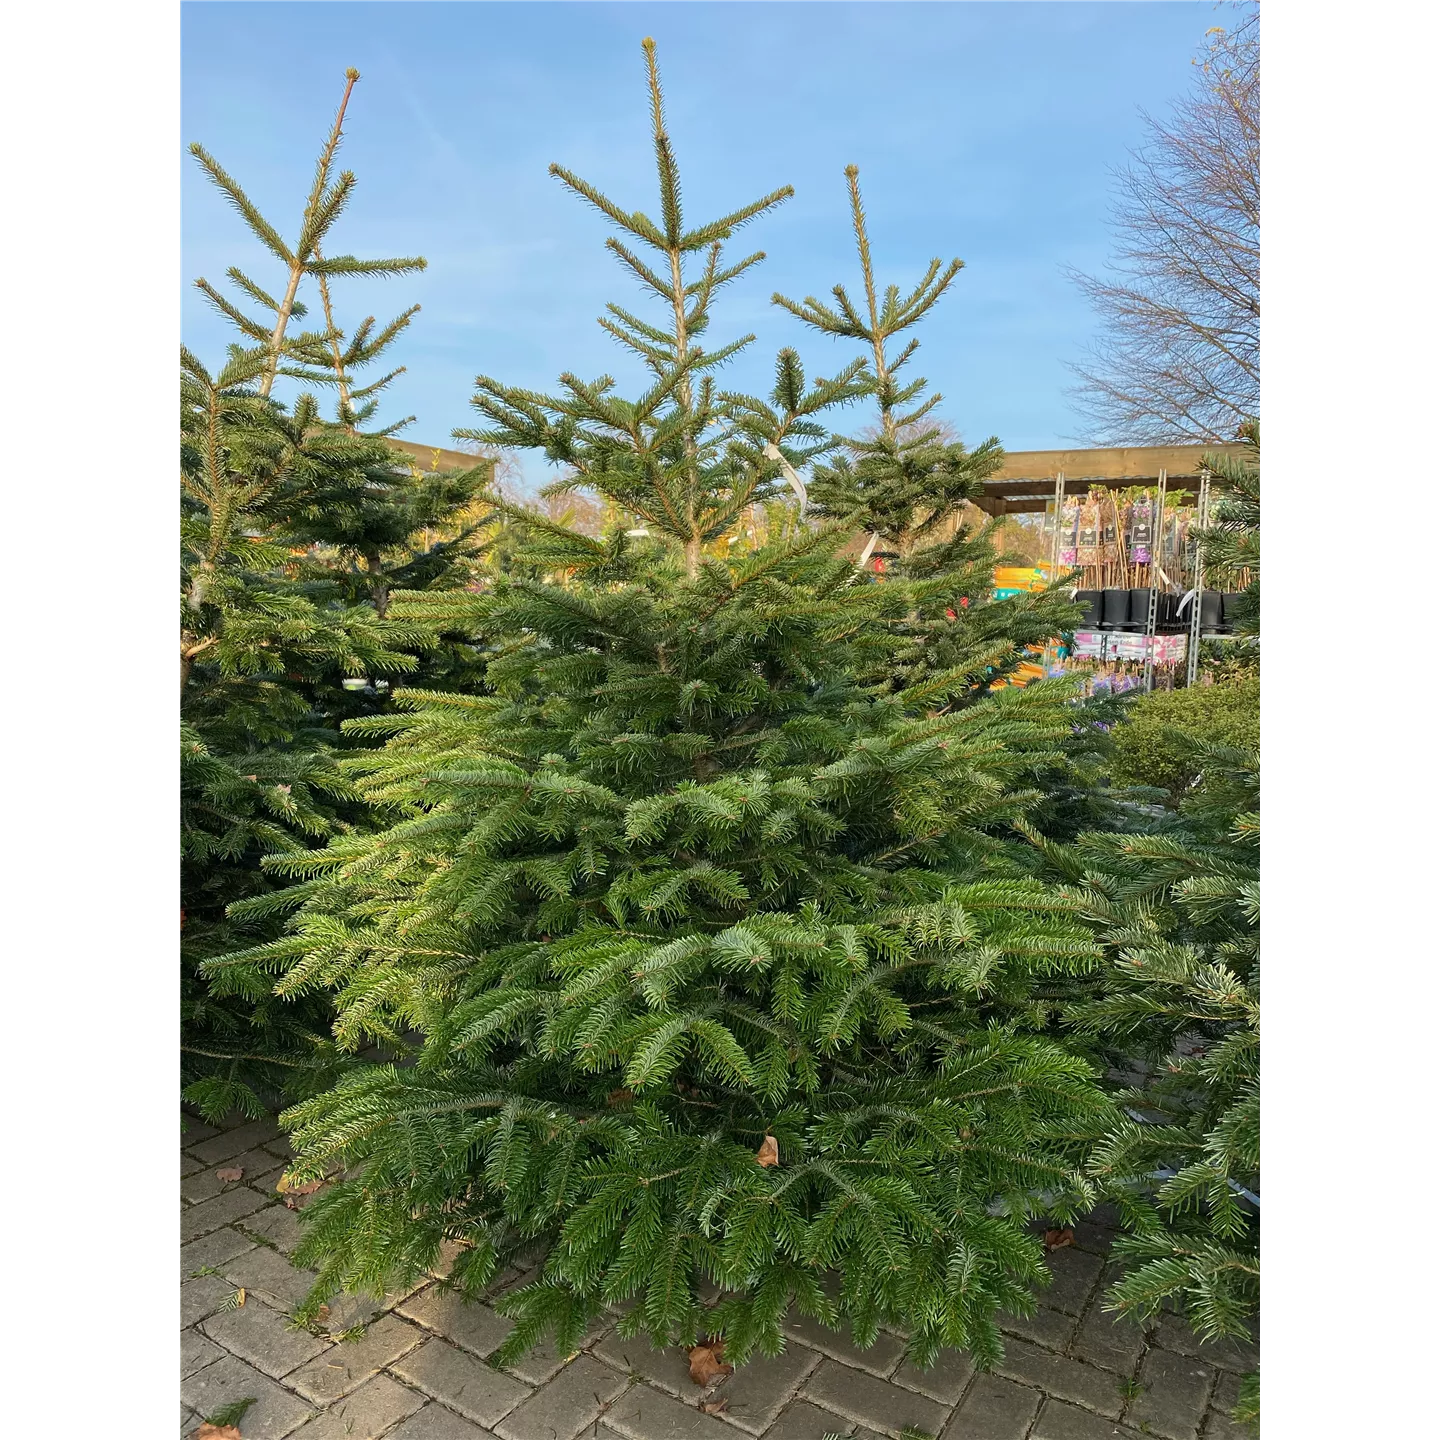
left=774, top=165, right=1084, bottom=705
left=214, top=41, right=1118, bottom=1372
left=182, top=69, right=493, bottom=1121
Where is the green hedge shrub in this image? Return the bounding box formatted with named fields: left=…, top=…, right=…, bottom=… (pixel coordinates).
left=1108, top=674, right=1259, bottom=801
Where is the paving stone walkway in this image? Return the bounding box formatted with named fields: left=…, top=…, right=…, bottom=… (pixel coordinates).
left=181, top=1111, right=1257, bottom=1440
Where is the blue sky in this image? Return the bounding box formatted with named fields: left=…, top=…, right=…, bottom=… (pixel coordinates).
left=182, top=1, right=1221, bottom=483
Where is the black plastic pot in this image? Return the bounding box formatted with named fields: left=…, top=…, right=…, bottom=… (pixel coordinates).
left=1128, top=587, right=1154, bottom=629
left=1154, top=592, right=1181, bottom=632
left=1199, top=589, right=1224, bottom=632
left=1074, top=590, right=1102, bottom=627
left=1220, top=591, right=1245, bottom=632
left=1101, top=588, right=1130, bottom=630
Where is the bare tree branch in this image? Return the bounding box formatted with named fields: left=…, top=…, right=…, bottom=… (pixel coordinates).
left=1066, top=5, right=1258, bottom=444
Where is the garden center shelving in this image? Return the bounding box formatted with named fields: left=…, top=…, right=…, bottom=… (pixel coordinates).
left=1036, top=463, right=1244, bottom=694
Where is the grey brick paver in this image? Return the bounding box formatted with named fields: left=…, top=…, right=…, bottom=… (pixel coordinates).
left=1069, top=1307, right=1146, bottom=1374
left=181, top=1184, right=270, bottom=1242
left=503, top=1311, right=613, bottom=1385
left=182, top=1116, right=221, bottom=1144
left=764, top=1399, right=856, bottom=1440
left=182, top=1226, right=256, bottom=1278
left=1200, top=1373, right=1254, bottom=1437
left=387, top=1402, right=500, bottom=1438
left=188, top=1116, right=284, bottom=1164
left=286, top=1373, right=425, bottom=1439
left=251, top=1161, right=290, bottom=1195
left=941, top=1373, right=1040, bottom=1440
left=1124, top=1348, right=1213, bottom=1439
left=1069, top=1219, right=1120, bottom=1257
left=593, top=1332, right=697, bottom=1396
left=182, top=1274, right=239, bottom=1328
left=1041, top=1247, right=1107, bottom=1316
left=993, top=1339, right=1123, bottom=1419
left=182, top=1327, right=226, bottom=1378
left=495, top=1354, right=628, bottom=1440
left=426, top=1239, right=470, bottom=1280
left=390, top=1336, right=532, bottom=1427
left=201, top=1299, right=332, bottom=1379
left=323, top=1285, right=417, bottom=1332
left=801, top=1358, right=949, bottom=1437
left=288, top=1314, right=428, bottom=1403
left=1031, top=1397, right=1144, bottom=1439
left=781, top=1314, right=906, bottom=1379
left=180, top=1114, right=1259, bottom=1440
left=1150, top=1314, right=1258, bottom=1374
left=222, top=1241, right=323, bottom=1311
left=328, top=1290, right=411, bottom=1330
left=182, top=1147, right=282, bottom=1204
left=182, top=1353, right=318, bottom=1437
left=602, top=1384, right=739, bottom=1440
left=243, top=1202, right=305, bottom=1254
left=889, top=1351, right=974, bottom=1406
left=399, top=1284, right=517, bottom=1357
left=998, top=1304, right=1077, bottom=1354
left=710, top=1344, right=822, bottom=1433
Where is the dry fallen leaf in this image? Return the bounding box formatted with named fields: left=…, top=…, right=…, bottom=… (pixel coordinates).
left=686, top=1338, right=733, bottom=1387
left=755, top=1135, right=779, bottom=1168
left=315, top=1303, right=331, bottom=1323
left=276, top=1174, right=323, bottom=1196
left=700, top=1399, right=729, bottom=1414
left=215, top=1167, right=244, bottom=1183
left=1043, top=1228, right=1075, bottom=1251
left=195, top=1427, right=242, bottom=1440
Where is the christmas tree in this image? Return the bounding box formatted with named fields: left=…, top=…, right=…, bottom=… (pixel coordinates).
left=182, top=72, right=493, bottom=1120
left=773, top=167, right=1083, bottom=704
left=1037, top=635, right=1260, bottom=1417
left=216, top=41, right=1121, bottom=1373
left=1058, top=740, right=1259, bottom=1345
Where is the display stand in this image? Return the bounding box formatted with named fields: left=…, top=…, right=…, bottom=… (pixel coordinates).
left=1184, top=467, right=1212, bottom=689
left=1048, top=466, right=1166, bottom=694
left=1140, top=468, right=1167, bottom=694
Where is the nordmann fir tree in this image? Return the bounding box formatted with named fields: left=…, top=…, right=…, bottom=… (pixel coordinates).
left=1044, top=740, right=1259, bottom=1419
left=182, top=71, right=490, bottom=1120
left=210, top=41, right=1120, bottom=1372
left=774, top=168, right=1084, bottom=705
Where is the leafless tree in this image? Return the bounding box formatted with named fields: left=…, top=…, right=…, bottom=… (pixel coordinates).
left=1066, top=5, right=1258, bottom=444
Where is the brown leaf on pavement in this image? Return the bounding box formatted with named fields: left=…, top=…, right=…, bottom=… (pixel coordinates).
left=1043, top=1228, right=1075, bottom=1251
left=276, top=1173, right=323, bottom=1195
left=755, top=1135, right=780, bottom=1168
left=195, top=1426, right=242, bottom=1439
left=700, top=1399, right=729, bottom=1414
left=215, top=1167, right=244, bottom=1183
left=686, top=1338, right=734, bottom=1386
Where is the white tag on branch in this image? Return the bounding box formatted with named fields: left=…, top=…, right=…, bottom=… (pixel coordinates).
left=763, top=443, right=808, bottom=513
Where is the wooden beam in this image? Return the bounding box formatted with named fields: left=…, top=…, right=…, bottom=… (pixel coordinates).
left=385, top=438, right=495, bottom=474
left=988, top=443, right=1246, bottom=485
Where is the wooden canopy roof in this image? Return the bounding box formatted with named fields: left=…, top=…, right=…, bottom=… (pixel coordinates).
left=971, top=443, right=1249, bottom=515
